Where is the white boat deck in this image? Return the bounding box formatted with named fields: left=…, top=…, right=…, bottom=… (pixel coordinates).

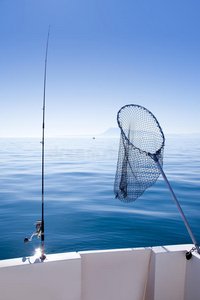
left=0, top=244, right=199, bottom=300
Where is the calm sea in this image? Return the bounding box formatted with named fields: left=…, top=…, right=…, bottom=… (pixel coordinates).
left=0, top=136, right=199, bottom=260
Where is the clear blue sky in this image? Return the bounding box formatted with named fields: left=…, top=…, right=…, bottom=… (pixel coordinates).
left=1, top=0, right=199, bottom=137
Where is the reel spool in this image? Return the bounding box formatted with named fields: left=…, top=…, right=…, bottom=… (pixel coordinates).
left=24, top=220, right=42, bottom=243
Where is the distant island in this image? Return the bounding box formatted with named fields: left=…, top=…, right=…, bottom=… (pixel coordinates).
left=99, top=127, right=120, bottom=137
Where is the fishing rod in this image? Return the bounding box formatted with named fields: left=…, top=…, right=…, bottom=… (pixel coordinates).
left=24, top=27, right=51, bottom=261
left=40, top=26, right=51, bottom=260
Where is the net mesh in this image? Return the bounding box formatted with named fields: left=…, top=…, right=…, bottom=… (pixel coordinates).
left=114, top=104, right=165, bottom=202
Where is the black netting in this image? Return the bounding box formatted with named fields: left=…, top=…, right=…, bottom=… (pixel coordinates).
left=114, top=104, right=165, bottom=202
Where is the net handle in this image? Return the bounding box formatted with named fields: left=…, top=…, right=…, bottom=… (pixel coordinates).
left=153, top=154, right=200, bottom=254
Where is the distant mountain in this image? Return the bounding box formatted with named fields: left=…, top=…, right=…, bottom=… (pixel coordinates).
left=99, top=127, right=120, bottom=137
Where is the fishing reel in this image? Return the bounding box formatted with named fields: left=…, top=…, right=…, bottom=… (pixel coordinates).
left=24, top=220, right=42, bottom=243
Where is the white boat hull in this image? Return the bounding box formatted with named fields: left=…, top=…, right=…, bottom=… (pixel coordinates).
left=0, top=244, right=199, bottom=300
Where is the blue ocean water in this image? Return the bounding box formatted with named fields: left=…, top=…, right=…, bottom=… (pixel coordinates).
left=0, top=136, right=199, bottom=260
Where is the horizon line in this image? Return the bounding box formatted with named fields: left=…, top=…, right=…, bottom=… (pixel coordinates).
left=1, top=132, right=200, bottom=139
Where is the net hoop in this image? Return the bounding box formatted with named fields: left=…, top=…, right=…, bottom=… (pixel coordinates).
left=117, top=104, right=165, bottom=156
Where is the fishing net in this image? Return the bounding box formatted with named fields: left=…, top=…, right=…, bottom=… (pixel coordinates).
left=114, top=104, right=165, bottom=202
